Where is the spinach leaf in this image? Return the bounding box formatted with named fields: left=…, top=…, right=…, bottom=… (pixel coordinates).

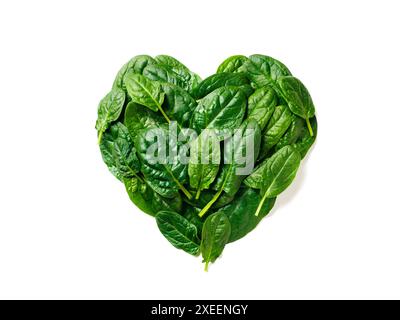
left=277, top=76, right=315, bottom=136
left=97, top=54, right=318, bottom=270
left=215, top=187, right=276, bottom=242
left=125, top=178, right=182, bottom=216
left=156, top=211, right=200, bottom=255
left=183, top=206, right=203, bottom=239
left=95, top=88, right=125, bottom=144
left=243, top=158, right=268, bottom=189
left=201, top=212, right=231, bottom=271
left=155, top=55, right=201, bottom=90
left=217, top=55, right=248, bottom=73
left=275, top=114, right=306, bottom=150
left=259, top=104, right=292, bottom=159
left=191, top=72, right=249, bottom=99
left=247, top=86, right=277, bottom=130
left=98, top=122, right=140, bottom=180
left=112, top=55, right=156, bottom=91
left=255, top=145, right=301, bottom=216
left=199, top=120, right=261, bottom=217
left=239, top=54, right=292, bottom=88
left=160, top=82, right=197, bottom=128
left=294, top=116, right=318, bottom=158
left=134, top=125, right=192, bottom=199
left=123, top=71, right=169, bottom=122
left=190, top=86, right=246, bottom=134
left=188, top=132, right=220, bottom=199
left=109, top=122, right=140, bottom=178
left=124, top=101, right=165, bottom=140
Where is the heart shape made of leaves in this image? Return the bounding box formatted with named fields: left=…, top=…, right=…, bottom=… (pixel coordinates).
left=96, top=54, right=317, bottom=270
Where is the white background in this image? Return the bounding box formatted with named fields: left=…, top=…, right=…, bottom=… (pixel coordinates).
left=0, top=0, right=399, bottom=300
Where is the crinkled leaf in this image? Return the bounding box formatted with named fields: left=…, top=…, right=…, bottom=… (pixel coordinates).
left=247, top=86, right=277, bottom=130
left=217, top=55, right=248, bottom=73
left=156, top=211, right=200, bottom=256
left=190, top=86, right=246, bottom=134
left=124, top=71, right=165, bottom=112
left=95, top=88, right=125, bottom=143
left=191, top=72, right=249, bottom=99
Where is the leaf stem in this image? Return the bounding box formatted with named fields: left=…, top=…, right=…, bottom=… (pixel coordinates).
left=306, top=118, right=314, bottom=137
left=157, top=104, right=171, bottom=124
left=195, top=187, right=201, bottom=200
left=198, top=186, right=223, bottom=218
left=204, top=261, right=209, bottom=272
left=198, top=167, right=230, bottom=218
left=97, top=130, right=103, bottom=145
left=255, top=193, right=268, bottom=217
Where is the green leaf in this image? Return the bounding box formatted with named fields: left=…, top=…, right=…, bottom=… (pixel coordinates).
left=277, top=76, right=315, bottom=136
left=275, top=114, right=306, bottom=150
left=293, top=116, right=318, bottom=158
left=160, top=82, right=198, bottom=128
left=201, top=212, right=231, bottom=271
left=190, top=86, right=246, bottom=134
left=243, top=158, right=269, bottom=189
left=155, top=55, right=201, bottom=91
left=191, top=72, right=249, bottom=100
left=259, top=104, right=292, bottom=159
left=99, top=122, right=140, bottom=180
left=215, top=187, right=276, bottom=242
left=112, top=55, right=156, bottom=91
left=124, top=102, right=165, bottom=140
left=124, top=178, right=182, bottom=216
left=109, top=123, right=140, bottom=178
left=239, top=54, right=292, bottom=88
left=134, top=125, right=192, bottom=199
left=255, top=145, right=301, bottom=216
left=199, top=120, right=261, bottom=217
left=217, top=55, right=249, bottom=73
left=95, top=88, right=125, bottom=144
left=144, top=56, right=201, bottom=92
left=156, top=211, right=200, bottom=256
left=183, top=206, right=204, bottom=239
left=124, top=71, right=166, bottom=115
left=247, top=86, right=277, bottom=130
left=188, top=131, right=221, bottom=199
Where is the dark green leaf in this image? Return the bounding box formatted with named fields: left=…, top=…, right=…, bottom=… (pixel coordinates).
left=294, top=116, right=318, bottom=158
left=156, top=211, right=200, bottom=256
left=191, top=72, right=249, bottom=100
left=134, top=125, right=191, bottom=199
left=215, top=188, right=276, bottom=242
left=217, top=55, right=248, bottom=73
left=124, top=102, right=165, bottom=140
left=239, top=54, right=292, bottom=88
left=259, top=105, right=292, bottom=159
left=110, top=123, right=140, bottom=178
left=199, top=120, right=261, bottom=217
left=95, top=88, right=125, bottom=144
left=255, top=145, right=301, bottom=216
left=190, top=86, right=246, bottom=134
left=188, top=132, right=220, bottom=199
left=247, top=86, right=277, bottom=130
left=201, top=212, right=231, bottom=271
left=277, top=76, right=315, bottom=136
left=112, top=55, right=156, bottom=91
left=124, top=178, right=182, bottom=216
left=124, top=71, right=165, bottom=113
left=160, top=82, right=197, bottom=128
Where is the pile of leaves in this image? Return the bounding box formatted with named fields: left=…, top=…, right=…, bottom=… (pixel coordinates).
left=96, top=54, right=317, bottom=270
